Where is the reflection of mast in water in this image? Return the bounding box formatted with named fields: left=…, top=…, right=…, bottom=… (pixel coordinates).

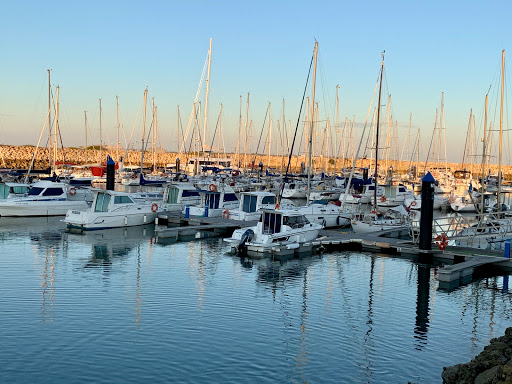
left=41, top=247, right=56, bottom=322
left=488, top=277, right=497, bottom=340
left=135, top=244, right=142, bottom=329
left=363, top=255, right=375, bottom=382
left=296, top=267, right=309, bottom=380
left=414, top=264, right=431, bottom=350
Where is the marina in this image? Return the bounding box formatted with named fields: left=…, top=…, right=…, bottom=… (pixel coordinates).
left=1, top=216, right=512, bottom=383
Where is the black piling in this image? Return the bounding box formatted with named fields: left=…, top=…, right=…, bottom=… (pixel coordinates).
left=106, top=155, right=116, bottom=191
left=176, top=158, right=180, bottom=173
left=419, top=171, right=435, bottom=251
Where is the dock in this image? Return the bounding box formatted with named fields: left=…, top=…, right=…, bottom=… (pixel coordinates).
left=155, top=211, right=512, bottom=289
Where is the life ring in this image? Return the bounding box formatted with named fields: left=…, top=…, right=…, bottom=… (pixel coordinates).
left=131, top=174, right=136, bottom=179
left=222, top=208, right=230, bottom=219
left=435, top=233, right=448, bottom=250
left=208, top=184, right=217, bottom=192
left=411, top=201, right=417, bottom=207
left=380, top=195, right=387, bottom=202
left=370, top=210, right=378, bottom=215
left=151, top=203, right=158, bottom=212
left=69, top=187, right=77, bottom=196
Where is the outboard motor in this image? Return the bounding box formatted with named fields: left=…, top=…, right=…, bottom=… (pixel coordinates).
left=238, top=229, right=255, bottom=256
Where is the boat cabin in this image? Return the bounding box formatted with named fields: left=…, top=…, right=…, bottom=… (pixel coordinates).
left=260, top=210, right=311, bottom=234
left=241, top=192, right=276, bottom=213
left=165, top=184, right=200, bottom=205
left=0, top=183, right=30, bottom=199
left=93, top=191, right=135, bottom=213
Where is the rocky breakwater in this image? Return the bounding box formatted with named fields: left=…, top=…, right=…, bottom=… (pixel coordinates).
left=442, top=327, right=512, bottom=383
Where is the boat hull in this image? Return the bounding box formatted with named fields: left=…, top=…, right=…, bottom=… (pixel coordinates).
left=64, top=208, right=157, bottom=230
left=0, top=200, right=89, bottom=217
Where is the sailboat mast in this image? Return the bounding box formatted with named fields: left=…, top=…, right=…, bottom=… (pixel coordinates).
left=307, top=41, right=318, bottom=203
left=202, top=37, right=212, bottom=154
left=140, top=89, right=148, bottom=172
left=481, top=94, right=488, bottom=214
left=498, top=49, right=505, bottom=211
left=53, top=86, right=59, bottom=175
left=99, top=98, right=102, bottom=163
left=48, top=69, right=52, bottom=171
left=84, top=111, right=88, bottom=164
left=373, top=51, right=385, bottom=211
left=116, top=96, right=120, bottom=162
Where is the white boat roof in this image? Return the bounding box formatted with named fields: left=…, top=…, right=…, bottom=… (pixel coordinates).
left=241, top=191, right=275, bottom=197
left=32, top=180, right=67, bottom=188
left=261, top=208, right=303, bottom=217
left=5, top=182, right=30, bottom=188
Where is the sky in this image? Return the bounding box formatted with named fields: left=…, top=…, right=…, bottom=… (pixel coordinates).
left=1, top=0, right=512, bottom=164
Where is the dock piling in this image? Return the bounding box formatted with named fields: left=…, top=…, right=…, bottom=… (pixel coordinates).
left=419, top=171, right=435, bottom=251
left=106, top=155, right=115, bottom=191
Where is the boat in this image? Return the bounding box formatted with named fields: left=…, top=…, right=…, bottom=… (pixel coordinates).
left=161, top=183, right=201, bottom=212
left=351, top=206, right=411, bottom=234
left=227, top=191, right=277, bottom=221
left=185, top=182, right=239, bottom=217
left=298, top=201, right=352, bottom=228
left=0, top=180, right=90, bottom=217
left=0, top=182, right=30, bottom=199
left=224, top=208, right=323, bottom=255
left=377, top=185, right=414, bottom=208
left=64, top=189, right=159, bottom=230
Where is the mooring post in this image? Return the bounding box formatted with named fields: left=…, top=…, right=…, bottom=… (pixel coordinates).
left=106, top=155, right=115, bottom=191
left=176, top=158, right=180, bottom=173
left=505, top=239, right=511, bottom=258
left=419, top=171, right=435, bottom=251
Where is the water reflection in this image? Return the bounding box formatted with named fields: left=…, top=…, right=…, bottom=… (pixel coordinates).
left=414, top=264, right=431, bottom=350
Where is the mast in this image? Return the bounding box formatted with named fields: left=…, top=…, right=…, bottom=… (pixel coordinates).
left=47, top=69, right=52, bottom=171
left=53, top=86, right=59, bottom=175
left=177, top=105, right=180, bottom=153
left=84, top=111, right=88, bottom=164
left=202, top=37, right=212, bottom=154
left=237, top=95, right=242, bottom=167
left=99, top=98, right=102, bottom=163
left=498, top=50, right=505, bottom=211
left=140, top=88, right=148, bottom=173
left=307, top=41, right=318, bottom=203
left=481, top=94, right=488, bottom=214
left=334, top=85, right=340, bottom=175
left=373, top=51, right=385, bottom=211
left=116, top=96, right=120, bottom=162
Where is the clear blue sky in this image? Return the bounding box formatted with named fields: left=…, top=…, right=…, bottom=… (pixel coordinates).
left=1, top=0, right=511, bottom=164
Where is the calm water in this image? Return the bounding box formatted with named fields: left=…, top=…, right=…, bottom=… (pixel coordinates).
left=1, top=217, right=512, bottom=383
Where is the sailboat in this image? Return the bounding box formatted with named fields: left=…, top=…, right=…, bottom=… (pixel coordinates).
left=351, top=52, right=411, bottom=234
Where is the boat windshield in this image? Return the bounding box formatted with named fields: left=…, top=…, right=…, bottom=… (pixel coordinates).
left=94, top=193, right=111, bottom=212
left=27, top=187, right=44, bottom=196
left=243, top=195, right=258, bottom=213
left=262, top=212, right=282, bottom=234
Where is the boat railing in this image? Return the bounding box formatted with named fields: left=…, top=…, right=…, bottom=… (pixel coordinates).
left=410, top=211, right=512, bottom=247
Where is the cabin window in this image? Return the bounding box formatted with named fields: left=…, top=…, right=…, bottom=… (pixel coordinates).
left=399, top=187, right=406, bottom=193
left=43, top=188, right=64, bottom=196
left=167, top=187, right=179, bottom=204
left=94, top=193, right=111, bottom=212
left=28, top=187, right=44, bottom=196
left=182, top=190, right=199, bottom=197
left=114, top=196, right=134, bottom=204
left=224, top=193, right=238, bottom=202
left=262, top=212, right=282, bottom=234
left=261, top=196, right=276, bottom=205
left=243, top=195, right=258, bottom=213
left=204, top=193, right=220, bottom=209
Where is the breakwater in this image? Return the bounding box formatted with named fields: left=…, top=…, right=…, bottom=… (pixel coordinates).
left=0, top=144, right=510, bottom=176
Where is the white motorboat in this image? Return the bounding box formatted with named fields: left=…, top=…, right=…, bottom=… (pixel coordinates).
left=351, top=206, right=411, bottom=234
left=161, top=183, right=201, bottom=212
left=377, top=185, right=414, bottom=208
left=224, top=209, right=323, bottom=255
left=227, top=191, right=277, bottom=221
left=64, top=189, right=159, bottom=230
left=0, top=180, right=90, bottom=217
left=298, top=202, right=351, bottom=228
left=185, top=183, right=239, bottom=218
left=281, top=182, right=307, bottom=199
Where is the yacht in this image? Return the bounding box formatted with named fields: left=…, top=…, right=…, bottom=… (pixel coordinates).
left=224, top=209, right=323, bottom=255
left=0, top=180, right=90, bottom=217
left=64, top=190, right=158, bottom=230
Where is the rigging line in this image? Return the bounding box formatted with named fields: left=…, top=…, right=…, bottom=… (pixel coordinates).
left=251, top=104, right=270, bottom=170
left=279, top=51, right=314, bottom=202
left=207, top=110, right=222, bottom=160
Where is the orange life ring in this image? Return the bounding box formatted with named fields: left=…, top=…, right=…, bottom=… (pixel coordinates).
left=222, top=209, right=230, bottom=219
left=435, top=233, right=448, bottom=250
left=411, top=201, right=417, bottom=206
left=370, top=210, right=378, bottom=215
left=69, top=187, right=77, bottom=196
left=151, top=203, right=158, bottom=212
left=380, top=195, right=387, bottom=202
left=208, top=184, right=217, bottom=192
left=131, top=174, right=136, bottom=179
